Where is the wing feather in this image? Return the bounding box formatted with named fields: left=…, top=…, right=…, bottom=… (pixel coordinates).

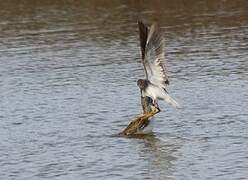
left=138, top=21, right=149, bottom=79
left=144, top=23, right=169, bottom=88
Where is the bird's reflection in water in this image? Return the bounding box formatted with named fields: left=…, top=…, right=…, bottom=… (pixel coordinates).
left=129, top=133, right=179, bottom=179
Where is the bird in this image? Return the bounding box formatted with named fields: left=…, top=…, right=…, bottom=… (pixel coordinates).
left=137, top=21, right=179, bottom=109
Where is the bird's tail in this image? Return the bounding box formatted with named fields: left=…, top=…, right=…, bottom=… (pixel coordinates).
left=163, top=93, right=179, bottom=108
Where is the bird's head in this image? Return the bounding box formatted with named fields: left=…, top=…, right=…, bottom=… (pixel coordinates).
left=137, top=79, right=148, bottom=90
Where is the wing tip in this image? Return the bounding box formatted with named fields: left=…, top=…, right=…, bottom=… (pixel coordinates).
left=138, top=20, right=148, bottom=58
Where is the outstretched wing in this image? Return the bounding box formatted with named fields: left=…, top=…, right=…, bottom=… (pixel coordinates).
left=144, top=23, right=169, bottom=89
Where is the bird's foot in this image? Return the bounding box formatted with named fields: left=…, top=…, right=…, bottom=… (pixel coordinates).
left=151, top=101, right=160, bottom=114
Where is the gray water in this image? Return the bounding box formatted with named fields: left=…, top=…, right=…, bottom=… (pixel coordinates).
left=0, top=1, right=248, bottom=179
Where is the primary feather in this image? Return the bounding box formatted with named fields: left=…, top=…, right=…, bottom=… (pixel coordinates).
left=145, top=23, right=169, bottom=89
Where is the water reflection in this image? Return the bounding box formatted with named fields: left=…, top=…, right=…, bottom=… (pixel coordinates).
left=125, top=134, right=179, bottom=179
left=142, top=135, right=178, bottom=179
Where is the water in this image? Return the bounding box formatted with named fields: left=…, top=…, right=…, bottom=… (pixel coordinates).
left=0, top=0, right=248, bottom=179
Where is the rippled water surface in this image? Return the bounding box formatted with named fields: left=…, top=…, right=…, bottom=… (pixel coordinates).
left=1, top=0, right=248, bottom=179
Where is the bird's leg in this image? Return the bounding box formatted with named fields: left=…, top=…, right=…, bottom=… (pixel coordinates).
left=152, top=99, right=159, bottom=108
left=152, top=99, right=160, bottom=113
left=152, top=99, right=157, bottom=107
